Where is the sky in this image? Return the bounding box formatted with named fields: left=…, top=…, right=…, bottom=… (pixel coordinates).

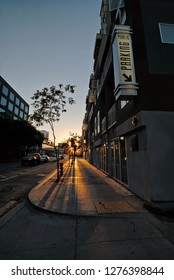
left=0, top=0, right=101, bottom=143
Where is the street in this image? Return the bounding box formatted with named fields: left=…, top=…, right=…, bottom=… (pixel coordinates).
left=0, top=160, right=57, bottom=207
left=0, top=158, right=174, bottom=260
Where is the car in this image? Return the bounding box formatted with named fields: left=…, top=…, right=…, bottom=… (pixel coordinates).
left=40, top=155, right=50, bottom=163
left=21, top=153, right=41, bottom=166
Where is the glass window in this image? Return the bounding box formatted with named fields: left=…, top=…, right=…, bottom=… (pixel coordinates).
left=0, top=108, right=5, bottom=113
left=15, top=97, right=20, bottom=106
left=2, top=85, right=8, bottom=96
left=8, top=102, right=13, bottom=111
left=24, top=114, right=28, bottom=120
left=121, top=100, right=129, bottom=109
left=0, top=96, right=7, bottom=106
left=14, top=106, right=19, bottom=115
left=25, top=105, right=29, bottom=113
left=21, top=102, right=24, bottom=110
left=9, top=92, right=15, bottom=101
left=159, top=23, right=174, bottom=44
left=19, top=110, right=24, bottom=118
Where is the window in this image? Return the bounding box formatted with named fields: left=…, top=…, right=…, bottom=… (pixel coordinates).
left=0, top=96, right=7, bottom=106
left=159, top=23, right=174, bottom=44
left=9, top=92, right=15, bottom=101
left=14, top=106, right=19, bottom=115
left=0, top=108, right=5, bottom=113
left=15, top=97, right=20, bottom=106
left=97, top=111, right=100, bottom=134
left=121, top=100, right=129, bottom=109
left=2, top=85, right=8, bottom=96
left=8, top=102, right=13, bottom=111
left=108, top=104, right=116, bottom=128
left=94, top=117, right=97, bottom=136
left=19, top=110, right=24, bottom=118
left=25, top=105, right=29, bottom=113
left=94, top=111, right=100, bottom=136
left=24, top=113, right=28, bottom=120
left=109, top=0, right=125, bottom=11
left=21, top=102, right=24, bottom=110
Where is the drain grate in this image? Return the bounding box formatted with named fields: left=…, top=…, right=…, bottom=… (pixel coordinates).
left=95, top=200, right=137, bottom=214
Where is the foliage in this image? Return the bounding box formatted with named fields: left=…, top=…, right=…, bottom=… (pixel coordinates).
left=0, top=118, right=44, bottom=160
left=29, top=85, right=76, bottom=146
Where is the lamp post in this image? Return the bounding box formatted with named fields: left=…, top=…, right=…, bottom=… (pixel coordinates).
left=56, top=143, right=60, bottom=182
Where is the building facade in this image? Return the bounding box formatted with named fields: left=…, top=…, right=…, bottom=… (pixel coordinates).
left=0, top=75, right=29, bottom=120
left=83, top=0, right=174, bottom=203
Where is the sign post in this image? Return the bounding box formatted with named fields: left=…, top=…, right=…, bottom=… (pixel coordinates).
left=112, top=25, right=138, bottom=100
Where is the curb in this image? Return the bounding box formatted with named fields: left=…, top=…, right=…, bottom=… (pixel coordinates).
left=144, top=201, right=174, bottom=217
left=0, top=200, right=18, bottom=218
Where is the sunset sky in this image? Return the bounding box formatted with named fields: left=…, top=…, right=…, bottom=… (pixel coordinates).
left=0, top=0, right=101, bottom=143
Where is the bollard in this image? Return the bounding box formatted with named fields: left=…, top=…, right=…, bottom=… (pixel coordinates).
left=59, top=162, right=63, bottom=176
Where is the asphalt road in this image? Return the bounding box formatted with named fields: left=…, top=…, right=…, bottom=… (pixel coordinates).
left=0, top=161, right=57, bottom=207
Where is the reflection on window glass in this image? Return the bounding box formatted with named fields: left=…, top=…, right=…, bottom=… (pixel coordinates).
left=0, top=96, right=7, bottom=106
left=19, top=110, right=24, bottom=118
left=14, top=107, right=19, bottom=115
left=2, top=85, right=8, bottom=96
left=8, top=102, right=13, bottom=111
left=15, top=97, right=20, bottom=106
left=159, top=23, right=174, bottom=44
left=25, top=105, right=29, bottom=113
left=121, top=100, right=129, bottom=109
left=9, top=92, right=15, bottom=101
left=0, top=108, right=5, bottom=113
left=24, top=114, right=28, bottom=120
left=21, top=102, right=24, bottom=109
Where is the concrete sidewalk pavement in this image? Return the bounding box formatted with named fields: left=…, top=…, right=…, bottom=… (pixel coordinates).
left=28, top=158, right=150, bottom=216
left=1, top=158, right=174, bottom=260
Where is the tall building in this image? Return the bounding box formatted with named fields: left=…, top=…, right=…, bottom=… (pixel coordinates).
left=83, top=0, right=174, bottom=203
left=0, top=75, right=29, bottom=120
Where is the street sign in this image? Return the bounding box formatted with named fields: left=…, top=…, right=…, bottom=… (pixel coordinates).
left=112, top=25, right=138, bottom=100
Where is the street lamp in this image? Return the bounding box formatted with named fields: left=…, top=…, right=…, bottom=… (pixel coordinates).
left=56, top=143, right=60, bottom=182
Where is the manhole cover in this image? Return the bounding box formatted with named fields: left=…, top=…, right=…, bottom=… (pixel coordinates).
left=95, top=200, right=137, bottom=214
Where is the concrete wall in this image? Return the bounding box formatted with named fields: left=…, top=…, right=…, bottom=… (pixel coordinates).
left=127, top=111, right=174, bottom=202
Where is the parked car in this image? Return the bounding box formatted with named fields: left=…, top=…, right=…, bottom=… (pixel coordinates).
left=40, top=155, right=50, bottom=163
left=21, top=153, right=41, bottom=166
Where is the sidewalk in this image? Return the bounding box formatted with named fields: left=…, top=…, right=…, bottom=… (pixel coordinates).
left=28, top=158, right=148, bottom=216
left=2, top=158, right=174, bottom=260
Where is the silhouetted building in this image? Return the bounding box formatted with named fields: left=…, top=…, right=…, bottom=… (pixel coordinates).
left=0, top=75, right=29, bottom=120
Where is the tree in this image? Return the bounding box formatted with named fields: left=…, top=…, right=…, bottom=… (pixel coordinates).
left=0, top=118, right=44, bottom=160
left=30, top=84, right=76, bottom=148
